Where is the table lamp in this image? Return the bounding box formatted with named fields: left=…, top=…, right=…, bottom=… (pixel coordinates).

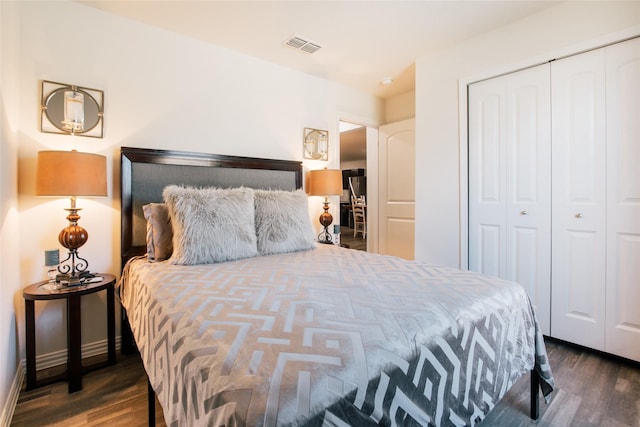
left=307, top=168, right=342, bottom=244
left=36, top=150, right=107, bottom=282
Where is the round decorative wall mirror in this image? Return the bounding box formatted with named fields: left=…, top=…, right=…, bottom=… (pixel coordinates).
left=40, top=80, right=104, bottom=138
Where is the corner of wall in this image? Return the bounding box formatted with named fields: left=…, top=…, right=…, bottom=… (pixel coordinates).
left=384, top=90, right=415, bottom=124
left=1, top=0, right=24, bottom=422
left=0, top=362, right=23, bottom=427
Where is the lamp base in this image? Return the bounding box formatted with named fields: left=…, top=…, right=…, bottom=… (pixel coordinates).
left=57, top=249, right=89, bottom=278
left=317, top=229, right=334, bottom=244
left=57, top=198, right=90, bottom=277
left=317, top=199, right=335, bottom=245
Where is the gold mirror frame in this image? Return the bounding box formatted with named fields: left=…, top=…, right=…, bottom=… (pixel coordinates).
left=303, top=127, right=328, bottom=161
left=40, top=80, right=104, bottom=138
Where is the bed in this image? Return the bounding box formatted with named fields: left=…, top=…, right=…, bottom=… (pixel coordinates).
left=119, top=146, right=554, bottom=426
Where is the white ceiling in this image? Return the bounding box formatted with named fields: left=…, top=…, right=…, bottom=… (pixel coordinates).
left=79, top=0, right=560, bottom=99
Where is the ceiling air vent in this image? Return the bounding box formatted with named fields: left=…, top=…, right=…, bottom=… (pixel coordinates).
left=283, top=35, right=322, bottom=54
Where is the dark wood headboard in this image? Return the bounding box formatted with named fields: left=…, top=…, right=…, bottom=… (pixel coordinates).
left=120, top=147, right=303, bottom=268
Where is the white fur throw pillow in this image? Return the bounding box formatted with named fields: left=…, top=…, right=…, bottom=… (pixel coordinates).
left=163, top=186, right=258, bottom=265
left=254, top=189, right=316, bottom=255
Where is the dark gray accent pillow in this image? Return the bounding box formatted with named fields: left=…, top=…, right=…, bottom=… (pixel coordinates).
left=142, top=203, right=173, bottom=262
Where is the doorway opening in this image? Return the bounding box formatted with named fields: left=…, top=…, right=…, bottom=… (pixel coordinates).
left=339, top=120, right=368, bottom=251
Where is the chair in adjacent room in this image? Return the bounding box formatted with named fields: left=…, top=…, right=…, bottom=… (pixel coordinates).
left=351, top=195, right=367, bottom=238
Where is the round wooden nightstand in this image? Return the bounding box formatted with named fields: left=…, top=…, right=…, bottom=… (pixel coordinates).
left=23, top=274, right=116, bottom=393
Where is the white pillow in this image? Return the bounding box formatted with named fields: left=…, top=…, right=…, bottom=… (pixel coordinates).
left=163, top=186, right=257, bottom=265
left=254, top=189, right=316, bottom=255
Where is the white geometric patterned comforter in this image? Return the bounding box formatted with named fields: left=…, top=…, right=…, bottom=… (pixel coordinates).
left=119, top=244, right=554, bottom=427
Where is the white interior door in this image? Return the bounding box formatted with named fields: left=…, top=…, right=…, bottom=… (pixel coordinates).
left=378, top=119, right=415, bottom=260
left=469, top=64, right=551, bottom=334
left=605, top=37, right=640, bottom=361
left=551, top=48, right=607, bottom=350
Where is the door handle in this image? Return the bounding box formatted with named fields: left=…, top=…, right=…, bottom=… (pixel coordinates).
left=520, top=210, right=527, bottom=215
left=575, top=213, right=583, bottom=219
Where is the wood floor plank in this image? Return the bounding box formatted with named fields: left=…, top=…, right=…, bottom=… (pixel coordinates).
left=540, top=388, right=582, bottom=426
left=608, top=367, right=640, bottom=427
left=480, top=339, right=640, bottom=427
left=10, top=338, right=640, bottom=426
left=339, top=226, right=367, bottom=251
left=574, top=353, right=618, bottom=425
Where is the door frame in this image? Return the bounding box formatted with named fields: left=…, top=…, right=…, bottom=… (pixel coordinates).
left=337, top=113, right=380, bottom=253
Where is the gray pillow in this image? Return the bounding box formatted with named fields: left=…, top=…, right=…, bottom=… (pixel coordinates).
left=163, top=186, right=257, bottom=265
left=254, top=189, right=316, bottom=255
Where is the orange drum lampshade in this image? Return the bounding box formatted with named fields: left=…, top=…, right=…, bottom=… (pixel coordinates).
left=36, top=150, right=107, bottom=198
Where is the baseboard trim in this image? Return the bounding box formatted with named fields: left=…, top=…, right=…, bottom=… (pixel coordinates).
left=33, top=336, right=122, bottom=370
left=0, top=363, right=24, bottom=427
left=2, top=337, right=121, bottom=426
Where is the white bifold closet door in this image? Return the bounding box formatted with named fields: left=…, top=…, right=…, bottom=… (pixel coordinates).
left=551, top=37, right=640, bottom=361
left=468, top=64, right=551, bottom=335
left=604, top=38, right=640, bottom=362
left=550, top=48, right=607, bottom=350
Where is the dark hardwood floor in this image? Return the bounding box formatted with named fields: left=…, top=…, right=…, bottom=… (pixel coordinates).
left=10, top=339, right=640, bottom=426
left=339, top=225, right=367, bottom=251
left=11, top=353, right=166, bottom=427
left=480, top=338, right=640, bottom=427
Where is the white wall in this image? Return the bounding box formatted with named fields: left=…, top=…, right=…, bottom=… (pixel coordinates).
left=4, top=0, right=383, bottom=404
left=415, top=1, right=640, bottom=267
left=385, top=90, right=415, bottom=123
left=0, top=1, right=23, bottom=424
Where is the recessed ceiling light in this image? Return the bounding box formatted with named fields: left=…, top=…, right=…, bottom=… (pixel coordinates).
left=380, top=78, right=394, bottom=85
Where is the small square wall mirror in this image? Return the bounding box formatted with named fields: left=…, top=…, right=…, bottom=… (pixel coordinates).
left=40, top=80, right=104, bottom=138
left=303, top=128, right=328, bottom=161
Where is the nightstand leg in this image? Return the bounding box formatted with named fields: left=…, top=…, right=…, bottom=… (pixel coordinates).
left=25, top=300, right=36, bottom=390
left=107, top=285, right=115, bottom=365
left=67, top=295, right=82, bottom=393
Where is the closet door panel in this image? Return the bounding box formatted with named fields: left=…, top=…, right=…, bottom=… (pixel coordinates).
left=605, top=37, right=640, bottom=361
left=511, top=226, right=538, bottom=292
left=469, top=80, right=507, bottom=279
left=469, top=64, right=551, bottom=334
left=505, top=66, right=551, bottom=333
left=479, top=225, right=502, bottom=276
left=551, top=49, right=606, bottom=349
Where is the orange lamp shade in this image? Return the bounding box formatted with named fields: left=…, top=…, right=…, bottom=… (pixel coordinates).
left=307, top=169, right=342, bottom=196
left=36, top=150, right=107, bottom=197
